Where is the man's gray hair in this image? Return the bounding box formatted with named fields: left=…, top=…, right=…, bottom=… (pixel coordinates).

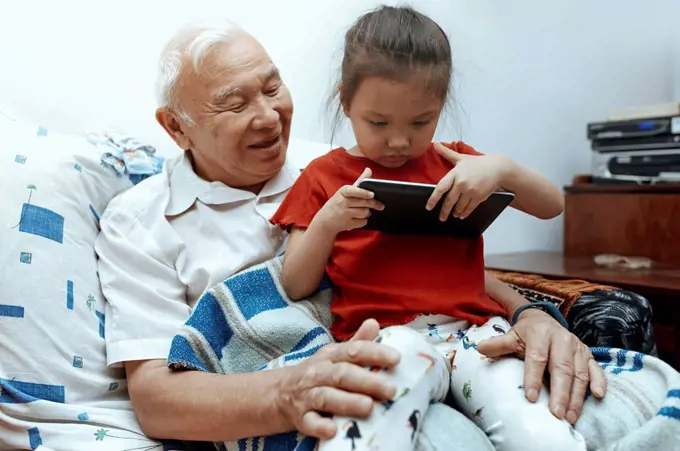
left=156, top=20, right=243, bottom=123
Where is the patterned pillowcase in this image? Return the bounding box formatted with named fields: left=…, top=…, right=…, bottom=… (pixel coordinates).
left=0, top=115, right=136, bottom=414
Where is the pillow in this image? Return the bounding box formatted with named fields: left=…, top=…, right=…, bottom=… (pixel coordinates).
left=0, top=115, right=168, bottom=449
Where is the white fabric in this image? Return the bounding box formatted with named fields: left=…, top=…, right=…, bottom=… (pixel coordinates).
left=95, top=152, right=297, bottom=366
left=0, top=112, right=315, bottom=449
left=449, top=317, right=586, bottom=451
left=320, top=316, right=586, bottom=451
left=0, top=115, right=169, bottom=450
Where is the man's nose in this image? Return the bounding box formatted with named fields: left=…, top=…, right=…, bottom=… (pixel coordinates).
left=252, top=99, right=280, bottom=130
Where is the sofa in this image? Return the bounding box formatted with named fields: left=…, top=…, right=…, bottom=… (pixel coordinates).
left=0, top=111, right=656, bottom=450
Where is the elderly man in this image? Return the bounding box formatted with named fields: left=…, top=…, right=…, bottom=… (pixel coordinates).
left=95, top=22, right=604, bottom=448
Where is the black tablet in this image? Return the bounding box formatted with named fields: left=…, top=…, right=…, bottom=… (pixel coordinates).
left=357, top=178, right=514, bottom=237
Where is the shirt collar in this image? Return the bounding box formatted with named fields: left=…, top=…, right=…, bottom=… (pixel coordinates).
left=165, top=152, right=298, bottom=216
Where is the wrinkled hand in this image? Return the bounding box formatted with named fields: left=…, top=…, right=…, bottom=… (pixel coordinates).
left=426, top=142, right=509, bottom=220
left=274, top=319, right=399, bottom=439
left=315, top=168, right=384, bottom=235
left=477, top=310, right=607, bottom=424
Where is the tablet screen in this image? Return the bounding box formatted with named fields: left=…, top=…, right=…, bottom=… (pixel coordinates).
left=358, top=178, right=514, bottom=237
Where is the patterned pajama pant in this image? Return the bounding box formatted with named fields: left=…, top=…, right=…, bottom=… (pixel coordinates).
left=318, top=315, right=587, bottom=451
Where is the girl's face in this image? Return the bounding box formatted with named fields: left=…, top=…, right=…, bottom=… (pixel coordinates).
left=343, top=76, right=444, bottom=168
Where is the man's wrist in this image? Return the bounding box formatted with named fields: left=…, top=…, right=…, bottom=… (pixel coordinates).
left=518, top=307, right=549, bottom=322
left=267, top=368, right=295, bottom=433
left=512, top=301, right=569, bottom=328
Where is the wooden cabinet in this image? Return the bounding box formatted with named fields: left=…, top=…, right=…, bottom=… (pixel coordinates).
left=562, top=182, right=680, bottom=367
left=487, top=181, right=680, bottom=368
left=564, top=183, right=680, bottom=264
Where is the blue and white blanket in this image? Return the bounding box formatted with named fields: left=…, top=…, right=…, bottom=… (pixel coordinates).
left=167, top=256, right=680, bottom=451
left=87, top=130, right=164, bottom=185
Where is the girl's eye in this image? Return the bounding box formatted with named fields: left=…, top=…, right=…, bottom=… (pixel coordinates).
left=413, top=121, right=430, bottom=127
left=370, top=121, right=388, bottom=127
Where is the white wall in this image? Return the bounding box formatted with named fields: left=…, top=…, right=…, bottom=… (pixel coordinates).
left=433, top=1, right=677, bottom=253
left=0, top=0, right=676, bottom=254
left=674, top=3, right=680, bottom=102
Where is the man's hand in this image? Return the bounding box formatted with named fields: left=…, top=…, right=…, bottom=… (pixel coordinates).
left=477, top=310, right=607, bottom=425
left=314, top=168, right=384, bottom=235
left=426, top=142, right=509, bottom=220
left=274, top=319, right=399, bottom=439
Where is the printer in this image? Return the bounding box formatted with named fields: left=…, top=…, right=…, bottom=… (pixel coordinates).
left=588, top=115, right=680, bottom=184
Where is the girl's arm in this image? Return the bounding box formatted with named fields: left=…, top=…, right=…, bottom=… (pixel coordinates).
left=281, top=168, right=380, bottom=301
left=484, top=270, right=530, bottom=319
left=282, top=221, right=337, bottom=301
left=499, top=156, right=565, bottom=220
left=429, top=143, right=564, bottom=221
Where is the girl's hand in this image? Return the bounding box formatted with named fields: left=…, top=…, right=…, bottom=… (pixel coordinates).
left=314, top=168, right=384, bottom=235
left=426, top=142, right=510, bottom=220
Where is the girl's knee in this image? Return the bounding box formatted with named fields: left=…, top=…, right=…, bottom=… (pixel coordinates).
left=378, top=325, right=450, bottom=400
left=379, top=325, right=428, bottom=344
left=486, top=410, right=586, bottom=451
left=380, top=326, right=448, bottom=367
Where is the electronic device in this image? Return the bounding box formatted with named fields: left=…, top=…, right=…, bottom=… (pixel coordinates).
left=587, top=116, right=680, bottom=152
left=357, top=178, right=514, bottom=237
left=591, top=147, right=680, bottom=184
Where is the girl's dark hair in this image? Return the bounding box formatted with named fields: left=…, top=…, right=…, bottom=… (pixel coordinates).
left=328, top=5, right=453, bottom=141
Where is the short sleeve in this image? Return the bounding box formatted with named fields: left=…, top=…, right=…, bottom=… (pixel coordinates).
left=270, top=167, right=329, bottom=231
left=443, top=141, right=484, bottom=156
left=95, top=200, right=190, bottom=366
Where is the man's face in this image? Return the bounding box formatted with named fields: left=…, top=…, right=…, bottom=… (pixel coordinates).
left=170, top=33, right=293, bottom=189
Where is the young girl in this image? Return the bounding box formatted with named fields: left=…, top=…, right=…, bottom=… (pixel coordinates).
left=271, top=6, right=583, bottom=451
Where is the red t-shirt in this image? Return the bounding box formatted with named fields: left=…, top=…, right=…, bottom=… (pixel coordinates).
left=271, top=142, right=506, bottom=341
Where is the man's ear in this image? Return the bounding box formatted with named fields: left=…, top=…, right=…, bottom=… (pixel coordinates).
left=155, top=108, right=192, bottom=150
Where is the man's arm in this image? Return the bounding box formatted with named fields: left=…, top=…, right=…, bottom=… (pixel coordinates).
left=126, top=332, right=399, bottom=441
left=95, top=201, right=281, bottom=441
left=96, top=192, right=398, bottom=442
left=125, top=360, right=288, bottom=441
left=480, top=270, right=607, bottom=424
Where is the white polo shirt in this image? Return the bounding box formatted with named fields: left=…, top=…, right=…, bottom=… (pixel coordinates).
left=95, top=152, right=297, bottom=366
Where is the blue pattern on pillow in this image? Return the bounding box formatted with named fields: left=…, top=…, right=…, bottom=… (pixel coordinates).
left=28, top=427, right=42, bottom=450
left=0, top=304, right=24, bottom=318
left=89, top=204, right=100, bottom=223
left=19, top=204, right=64, bottom=244
left=19, top=252, right=32, bottom=264
left=66, top=281, right=74, bottom=310
left=0, top=378, right=66, bottom=404
left=96, top=310, right=105, bottom=339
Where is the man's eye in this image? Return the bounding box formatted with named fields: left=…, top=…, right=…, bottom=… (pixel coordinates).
left=265, top=85, right=281, bottom=96
left=370, top=121, right=388, bottom=127
left=228, top=104, right=246, bottom=113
